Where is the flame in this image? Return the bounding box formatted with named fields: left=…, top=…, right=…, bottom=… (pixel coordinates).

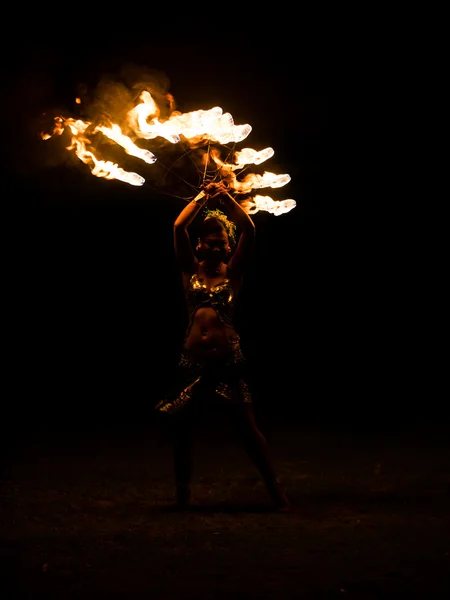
left=41, top=88, right=296, bottom=213
left=241, top=195, right=297, bottom=216
left=94, top=123, right=157, bottom=165
left=127, top=90, right=252, bottom=145
left=232, top=147, right=275, bottom=169
left=43, top=117, right=145, bottom=186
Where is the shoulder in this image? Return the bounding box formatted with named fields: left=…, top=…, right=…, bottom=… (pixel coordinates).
left=180, top=266, right=198, bottom=290
left=179, top=257, right=199, bottom=277
left=225, top=264, right=244, bottom=290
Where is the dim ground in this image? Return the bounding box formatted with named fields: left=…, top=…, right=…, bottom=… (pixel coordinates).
left=1, top=420, right=449, bottom=599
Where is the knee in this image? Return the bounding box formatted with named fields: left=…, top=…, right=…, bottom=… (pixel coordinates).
left=236, top=419, right=265, bottom=444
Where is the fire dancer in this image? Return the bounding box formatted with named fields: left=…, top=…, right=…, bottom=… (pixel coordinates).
left=155, top=181, right=290, bottom=512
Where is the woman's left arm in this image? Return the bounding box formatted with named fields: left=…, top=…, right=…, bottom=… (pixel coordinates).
left=223, top=193, right=256, bottom=277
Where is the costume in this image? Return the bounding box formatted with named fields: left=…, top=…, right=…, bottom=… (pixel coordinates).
left=154, top=273, right=252, bottom=416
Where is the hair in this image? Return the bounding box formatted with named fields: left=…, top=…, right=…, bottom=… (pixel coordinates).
left=199, top=209, right=237, bottom=246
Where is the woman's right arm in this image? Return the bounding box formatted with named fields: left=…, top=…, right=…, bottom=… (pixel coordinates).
left=173, top=190, right=208, bottom=272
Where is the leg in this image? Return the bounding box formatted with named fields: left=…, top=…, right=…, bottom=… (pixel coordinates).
left=231, top=403, right=291, bottom=511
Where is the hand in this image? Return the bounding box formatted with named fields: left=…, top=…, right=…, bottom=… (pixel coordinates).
left=202, top=180, right=229, bottom=198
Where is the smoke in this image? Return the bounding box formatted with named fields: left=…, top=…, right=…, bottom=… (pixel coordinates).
left=79, top=64, right=172, bottom=129
left=2, top=61, right=174, bottom=176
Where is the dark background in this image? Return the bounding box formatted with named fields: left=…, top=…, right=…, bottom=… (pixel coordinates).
left=2, top=29, right=433, bottom=428
left=0, top=24, right=450, bottom=600
left=2, top=26, right=448, bottom=600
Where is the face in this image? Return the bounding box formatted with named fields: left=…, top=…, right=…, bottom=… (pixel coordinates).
left=197, top=231, right=231, bottom=264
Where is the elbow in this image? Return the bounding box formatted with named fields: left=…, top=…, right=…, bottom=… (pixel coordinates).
left=240, top=221, right=255, bottom=245
left=245, top=219, right=256, bottom=236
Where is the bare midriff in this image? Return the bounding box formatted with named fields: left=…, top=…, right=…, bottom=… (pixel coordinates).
left=183, top=307, right=238, bottom=359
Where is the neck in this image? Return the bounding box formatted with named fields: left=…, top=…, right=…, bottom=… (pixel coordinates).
left=203, top=261, right=223, bottom=276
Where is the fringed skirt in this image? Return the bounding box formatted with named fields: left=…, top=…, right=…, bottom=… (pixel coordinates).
left=154, top=342, right=252, bottom=417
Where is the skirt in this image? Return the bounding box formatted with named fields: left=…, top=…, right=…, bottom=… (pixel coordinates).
left=154, top=342, right=253, bottom=417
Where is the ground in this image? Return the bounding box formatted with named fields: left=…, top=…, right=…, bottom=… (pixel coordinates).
left=1, top=420, right=449, bottom=599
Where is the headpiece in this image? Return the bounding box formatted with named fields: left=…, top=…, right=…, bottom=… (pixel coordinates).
left=202, top=208, right=237, bottom=246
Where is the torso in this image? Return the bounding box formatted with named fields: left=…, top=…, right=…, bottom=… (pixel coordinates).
left=181, top=265, right=242, bottom=359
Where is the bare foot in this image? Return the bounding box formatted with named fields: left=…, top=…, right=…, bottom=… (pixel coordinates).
left=273, top=499, right=292, bottom=513
left=269, top=480, right=291, bottom=512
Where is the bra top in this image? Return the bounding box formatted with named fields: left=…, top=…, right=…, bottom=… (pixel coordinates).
left=185, top=273, right=235, bottom=326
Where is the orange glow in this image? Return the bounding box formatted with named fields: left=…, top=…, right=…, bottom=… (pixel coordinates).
left=41, top=88, right=296, bottom=213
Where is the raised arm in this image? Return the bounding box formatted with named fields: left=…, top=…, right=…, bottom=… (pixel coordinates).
left=173, top=190, right=208, bottom=273
left=222, top=192, right=255, bottom=278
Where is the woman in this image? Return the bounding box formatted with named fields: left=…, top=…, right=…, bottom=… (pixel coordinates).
left=155, top=181, right=290, bottom=512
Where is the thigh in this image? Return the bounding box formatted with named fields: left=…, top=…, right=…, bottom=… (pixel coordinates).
left=227, top=402, right=258, bottom=435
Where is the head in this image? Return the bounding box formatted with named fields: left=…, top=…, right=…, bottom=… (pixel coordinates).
left=196, top=212, right=236, bottom=265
